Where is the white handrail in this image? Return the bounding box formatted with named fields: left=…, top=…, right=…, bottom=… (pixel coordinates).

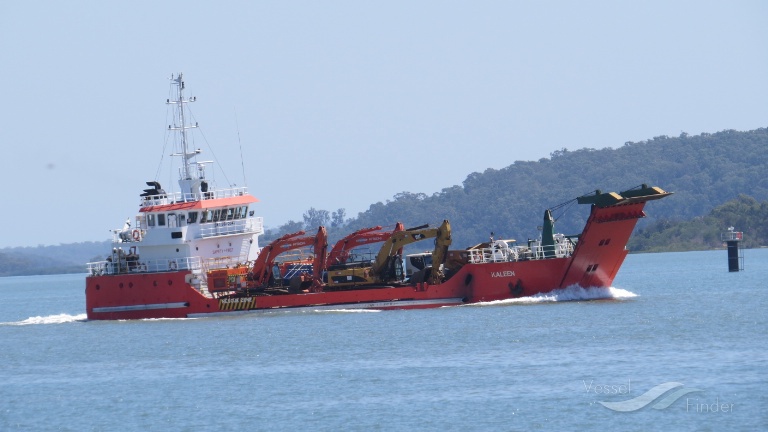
left=466, top=242, right=574, bottom=264
left=198, top=218, right=263, bottom=238
left=139, top=186, right=251, bottom=207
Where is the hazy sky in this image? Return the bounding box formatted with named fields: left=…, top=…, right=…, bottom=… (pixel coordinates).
left=1, top=1, right=766, bottom=248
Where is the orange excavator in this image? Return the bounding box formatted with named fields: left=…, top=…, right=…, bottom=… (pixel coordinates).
left=249, top=226, right=328, bottom=292
left=326, top=223, right=405, bottom=268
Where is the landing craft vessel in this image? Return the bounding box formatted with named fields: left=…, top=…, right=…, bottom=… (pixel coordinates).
left=85, top=74, right=671, bottom=320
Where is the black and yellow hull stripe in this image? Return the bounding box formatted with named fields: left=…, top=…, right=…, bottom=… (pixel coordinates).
left=218, top=297, right=256, bottom=311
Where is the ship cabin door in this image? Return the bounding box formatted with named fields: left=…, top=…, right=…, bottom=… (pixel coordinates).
left=168, top=213, right=186, bottom=228
left=168, top=213, right=178, bottom=228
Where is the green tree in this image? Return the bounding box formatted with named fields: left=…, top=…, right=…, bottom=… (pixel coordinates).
left=331, top=209, right=347, bottom=228
left=303, top=208, right=330, bottom=229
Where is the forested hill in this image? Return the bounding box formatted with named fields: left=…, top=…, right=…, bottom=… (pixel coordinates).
left=0, top=241, right=107, bottom=277
left=342, top=128, right=768, bottom=249
left=628, top=194, right=768, bottom=252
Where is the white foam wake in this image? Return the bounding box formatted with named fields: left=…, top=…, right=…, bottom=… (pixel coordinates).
left=468, top=286, right=637, bottom=307
left=311, top=308, right=382, bottom=314
left=2, top=313, right=88, bottom=326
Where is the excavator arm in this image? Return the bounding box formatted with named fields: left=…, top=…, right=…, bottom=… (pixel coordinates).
left=250, top=227, right=327, bottom=289
left=428, top=220, right=452, bottom=284
left=371, top=220, right=452, bottom=283
left=310, top=226, right=327, bottom=292
left=327, top=225, right=382, bottom=266
left=250, top=230, right=306, bottom=286
left=325, top=220, right=451, bottom=288
left=326, top=223, right=405, bottom=266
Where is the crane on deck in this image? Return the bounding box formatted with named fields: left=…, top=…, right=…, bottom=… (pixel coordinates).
left=248, top=226, right=328, bottom=292
left=326, top=220, right=452, bottom=288
left=326, top=223, right=405, bottom=268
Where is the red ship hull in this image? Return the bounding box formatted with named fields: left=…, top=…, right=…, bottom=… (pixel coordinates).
left=86, top=195, right=666, bottom=320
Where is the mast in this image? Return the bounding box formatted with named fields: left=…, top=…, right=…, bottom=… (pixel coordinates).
left=167, top=73, right=207, bottom=200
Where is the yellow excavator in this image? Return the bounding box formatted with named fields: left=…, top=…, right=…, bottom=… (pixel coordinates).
left=326, top=220, right=452, bottom=288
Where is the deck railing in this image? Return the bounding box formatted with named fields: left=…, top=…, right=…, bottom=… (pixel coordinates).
left=198, top=217, right=263, bottom=238
left=466, top=242, right=574, bottom=264
left=111, top=217, right=264, bottom=243
left=87, top=256, right=203, bottom=276
left=721, top=230, right=743, bottom=242
left=139, top=186, right=251, bottom=207
left=86, top=254, right=249, bottom=277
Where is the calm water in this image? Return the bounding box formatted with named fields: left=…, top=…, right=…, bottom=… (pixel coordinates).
left=1, top=250, right=766, bottom=431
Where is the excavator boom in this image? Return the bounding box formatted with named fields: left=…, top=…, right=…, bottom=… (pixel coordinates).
left=428, top=220, right=452, bottom=284
left=325, top=220, right=451, bottom=288
left=250, top=230, right=305, bottom=286
left=371, top=220, right=451, bottom=284
left=371, top=220, right=451, bottom=276
left=250, top=227, right=327, bottom=289
left=310, top=226, right=328, bottom=292
left=326, top=223, right=405, bottom=266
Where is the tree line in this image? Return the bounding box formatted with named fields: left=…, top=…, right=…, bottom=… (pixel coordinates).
left=628, top=194, right=768, bottom=252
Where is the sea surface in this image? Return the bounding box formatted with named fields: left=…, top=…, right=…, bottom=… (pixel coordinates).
left=1, top=249, right=766, bottom=431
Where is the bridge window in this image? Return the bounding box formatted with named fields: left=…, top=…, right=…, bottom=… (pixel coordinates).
left=201, top=210, right=212, bottom=223
left=147, top=214, right=156, bottom=227
left=226, top=208, right=235, bottom=220
left=187, top=212, right=198, bottom=224
left=157, top=214, right=166, bottom=226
